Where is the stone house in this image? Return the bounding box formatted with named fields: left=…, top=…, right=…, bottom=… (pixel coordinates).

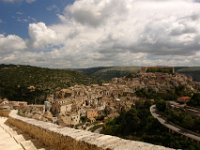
left=44, top=101, right=51, bottom=111
left=0, top=99, right=10, bottom=110
left=86, top=109, right=98, bottom=121
left=19, top=104, right=45, bottom=118
left=60, top=104, right=72, bottom=115
left=10, top=101, right=28, bottom=110
left=61, top=113, right=80, bottom=126
left=0, top=99, right=9, bottom=105
left=79, top=108, right=87, bottom=117
left=55, top=89, right=73, bottom=99
left=71, top=113, right=80, bottom=125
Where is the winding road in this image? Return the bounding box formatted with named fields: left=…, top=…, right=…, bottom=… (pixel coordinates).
left=150, top=105, right=200, bottom=143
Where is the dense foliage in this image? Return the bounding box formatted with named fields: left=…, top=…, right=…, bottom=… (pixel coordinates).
left=77, top=66, right=140, bottom=82
left=156, top=99, right=166, bottom=112
left=188, top=93, right=200, bottom=107
left=163, top=105, right=200, bottom=134
left=0, top=64, right=92, bottom=104
left=102, top=100, right=200, bottom=150
left=146, top=67, right=174, bottom=74
left=135, top=86, right=190, bottom=100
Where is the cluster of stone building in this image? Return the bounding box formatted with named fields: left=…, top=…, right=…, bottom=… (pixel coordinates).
left=0, top=99, right=28, bottom=110
left=138, top=73, right=199, bottom=94
left=49, top=78, right=141, bottom=127
left=45, top=72, right=199, bottom=128
left=0, top=98, right=48, bottom=120
left=1, top=72, right=199, bottom=129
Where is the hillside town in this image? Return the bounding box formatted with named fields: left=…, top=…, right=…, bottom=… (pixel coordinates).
left=1, top=71, right=200, bottom=131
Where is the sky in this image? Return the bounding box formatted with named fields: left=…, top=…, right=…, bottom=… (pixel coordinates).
left=0, top=0, right=200, bottom=68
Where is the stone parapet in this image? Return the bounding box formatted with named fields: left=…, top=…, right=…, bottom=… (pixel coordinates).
left=8, top=110, right=173, bottom=150
left=0, top=110, right=10, bottom=117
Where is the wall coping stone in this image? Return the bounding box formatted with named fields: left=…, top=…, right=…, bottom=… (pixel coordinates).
left=9, top=110, right=173, bottom=150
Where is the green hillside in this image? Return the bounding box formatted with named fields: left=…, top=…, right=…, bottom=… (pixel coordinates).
left=175, top=67, right=200, bottom=82
left=0, top=64, right=92, bottom=104
left=77, top=66, right=140, bottom=82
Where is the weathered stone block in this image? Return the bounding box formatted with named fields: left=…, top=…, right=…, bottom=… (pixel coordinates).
left=7, top=110, right=173, bottom=150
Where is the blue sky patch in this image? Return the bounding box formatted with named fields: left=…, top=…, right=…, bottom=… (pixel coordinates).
left=0, top=0, right=74, bottom=38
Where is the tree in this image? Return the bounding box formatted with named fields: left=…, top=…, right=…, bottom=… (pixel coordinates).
left=156, top=100, right=166, bottom=112
left=188, top=93, right=200, bottom=107
left=121, top=108, right=140, bottom=135
left=182, top=115, right=194, bottom=130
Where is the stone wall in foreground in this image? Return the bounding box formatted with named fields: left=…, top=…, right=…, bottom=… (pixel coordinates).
left=0, top=110, right=10, bottom=117
left=8, top=110, right=173, bottom=150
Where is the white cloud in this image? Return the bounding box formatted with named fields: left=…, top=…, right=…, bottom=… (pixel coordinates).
left=48, top=0, right=200, bottom=67
left=1, top=0, right=200, bottom=68
left=0, top=34, right=26, bottom=51
left=0, top=34, right=27, bottom=64
left=28, top=22, right=59, bottom=49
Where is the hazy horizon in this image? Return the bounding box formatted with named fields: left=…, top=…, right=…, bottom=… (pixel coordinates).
left=1, top=63, right=200, bottom=70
